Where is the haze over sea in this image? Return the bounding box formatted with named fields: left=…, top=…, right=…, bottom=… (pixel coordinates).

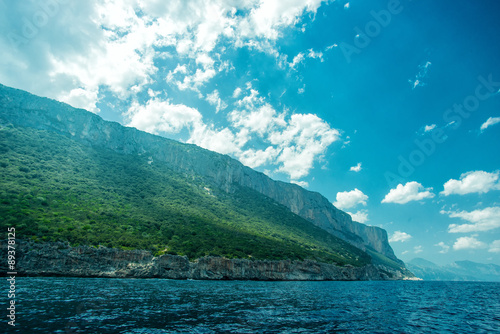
left=11, top=277, right=500, bottom=333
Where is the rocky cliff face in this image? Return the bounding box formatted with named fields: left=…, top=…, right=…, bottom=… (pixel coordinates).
left=1, top=241, right=408, bottom=281
left=0, top=84, right=399, bottom=263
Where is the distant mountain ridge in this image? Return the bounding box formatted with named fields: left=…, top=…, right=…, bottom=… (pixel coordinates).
left=407, top=258, right=500, bottom=282
left=0, top=83, right=401, bottom=267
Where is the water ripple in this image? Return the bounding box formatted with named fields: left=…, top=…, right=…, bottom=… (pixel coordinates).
left=8, top=278, right=500, bottom=333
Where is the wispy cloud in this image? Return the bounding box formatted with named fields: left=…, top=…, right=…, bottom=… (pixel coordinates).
left=442, top=206, right=500, bottom=233
left=435, top=242, right=450, bottom=254
left=206, top=89, right=228, bottom=113
left=424, top=124, right=436, bottom=132
left=489, top=240, right=500, bottom=253
left=350, top=162, right=362, bottom=172
left=409, top=61, right=432, bottom=90
left=414, top=245, right=423, bottom=254
left=480, top=116, right=500, bottom=132
left=389, top=231, right=412, bottom=243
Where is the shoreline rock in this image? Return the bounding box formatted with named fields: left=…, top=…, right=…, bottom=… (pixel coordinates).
left=1, top=241, right=410, bottom=281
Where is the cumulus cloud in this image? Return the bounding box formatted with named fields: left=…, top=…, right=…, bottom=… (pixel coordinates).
left=389, top=231, right=412, bottom=243
left=229, top=102, right=285, bottom=136
left=188, top=123, right=244, bottom=155
left=442, top=206, right=500, bottom=233
left=334, top=188, right=368, bottom=210
left=480, top=116, right=500, bottom=132
left=414, top=245, right=423, bottom=254
left=238, top=0, right=327, bottom=41
left=59, top=87, right=100, bottom=113
left=347, top=210, right=369, bottom=224
left=126, top=98, right=202, bottom=135
left=453, top=236, right=487, bottom=250
left=382, top=182, right=435, bottom=204
left=238, top=146, right=280, bottom=169
left=268, top=113, right=340, bottom=180
left=441, top=171, right=500, bottom=196
left=0, top=0, right=329, bottom=112
left=350, top=162, right=362, bottom=172
left=232, top=87, right=242, bottom=98
left=435, top=242, right=450, bottom=254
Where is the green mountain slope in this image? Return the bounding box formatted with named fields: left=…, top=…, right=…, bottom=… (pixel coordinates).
left=0, top=125, right=371, bottom=266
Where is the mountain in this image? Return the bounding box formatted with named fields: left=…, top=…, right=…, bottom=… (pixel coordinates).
left=0, top=83, right=409, bottom=278
left=407, top=258, right=500, bottom=282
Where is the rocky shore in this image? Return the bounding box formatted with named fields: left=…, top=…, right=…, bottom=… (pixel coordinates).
left=1, top=241, right=410, bottom=281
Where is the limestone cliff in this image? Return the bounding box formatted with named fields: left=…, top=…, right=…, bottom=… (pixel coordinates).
left=0, top=84, right=399, bottom=264
left=1, top=241, right=409, bottom=281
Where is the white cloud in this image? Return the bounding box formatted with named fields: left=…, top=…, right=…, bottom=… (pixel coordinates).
left=238, top=146, right=279, bottom=169
left=489, top=240, right=500, bottom=253
left=126, top=98, right=202, bottom=135
left=269, top=113, right=340, bottom=180
left=442, top=206, right=500, bottom=233
left=480, top=116, right=500, bottom=132
left=409, top=61, right=432, bottom=90
left=414, top=245, right=423, bottom=254
left=347, top=210, right=369, bottom=224
left=334, top=188, right=368, bottom=210
left=206, top=89, right=227, bottom=113
left=127, top=87, right=338, bottom=182
left=350, top=162, right=362, bottom=172
left=344, top=2, right=350, bottom=9
left=389, top=231, right=412, bottom=243
left=424, top=124, right=436, bottom=132
left=435, top=242, right=450, bottom=254
left=453, top=236, right=487, bottom=250
left=0, top=0, right=330, bottom=113
left=230, top=103, right=285, bottom=137
left=441, top=170, right=500, bottom=196
left=239, top=0, right=327, bottom=41
left=307, top=48, right=323, bottom=62
left=188, top=123, right=244, bottom=155
left=290, top=52, right=305, bottom=69
left=0, top=0, right=341, bottom=185
left=325, top=43, right=338, bottom=51
left=382, top=182, right=435, bottom=204
left=59, top=87, right=100, bottom=113
left=232, top=87, right=242, bottom=99
left=291, top=180, right=309, bottom=188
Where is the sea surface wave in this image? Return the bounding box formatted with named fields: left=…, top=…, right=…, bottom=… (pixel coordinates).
left=7, top=278, right=500, bottom=333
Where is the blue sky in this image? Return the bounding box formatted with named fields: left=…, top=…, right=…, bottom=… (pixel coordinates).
left=1, top=0, right=499, bottom=265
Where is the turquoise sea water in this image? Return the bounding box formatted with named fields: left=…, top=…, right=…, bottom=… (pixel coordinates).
left=5, top=278, right=500, bottom=333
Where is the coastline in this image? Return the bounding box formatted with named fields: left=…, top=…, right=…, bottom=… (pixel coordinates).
left=1, top=241, right=412, bottom=281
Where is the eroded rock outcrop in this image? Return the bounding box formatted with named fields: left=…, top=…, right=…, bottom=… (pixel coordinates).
left=1, top=241, right=408, bottom=280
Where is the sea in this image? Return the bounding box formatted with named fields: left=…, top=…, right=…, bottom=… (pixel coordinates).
left=5, top=277, right=500, bottom=333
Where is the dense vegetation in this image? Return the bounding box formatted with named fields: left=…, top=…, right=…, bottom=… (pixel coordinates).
left=0, top=125, right=371, bottom=266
